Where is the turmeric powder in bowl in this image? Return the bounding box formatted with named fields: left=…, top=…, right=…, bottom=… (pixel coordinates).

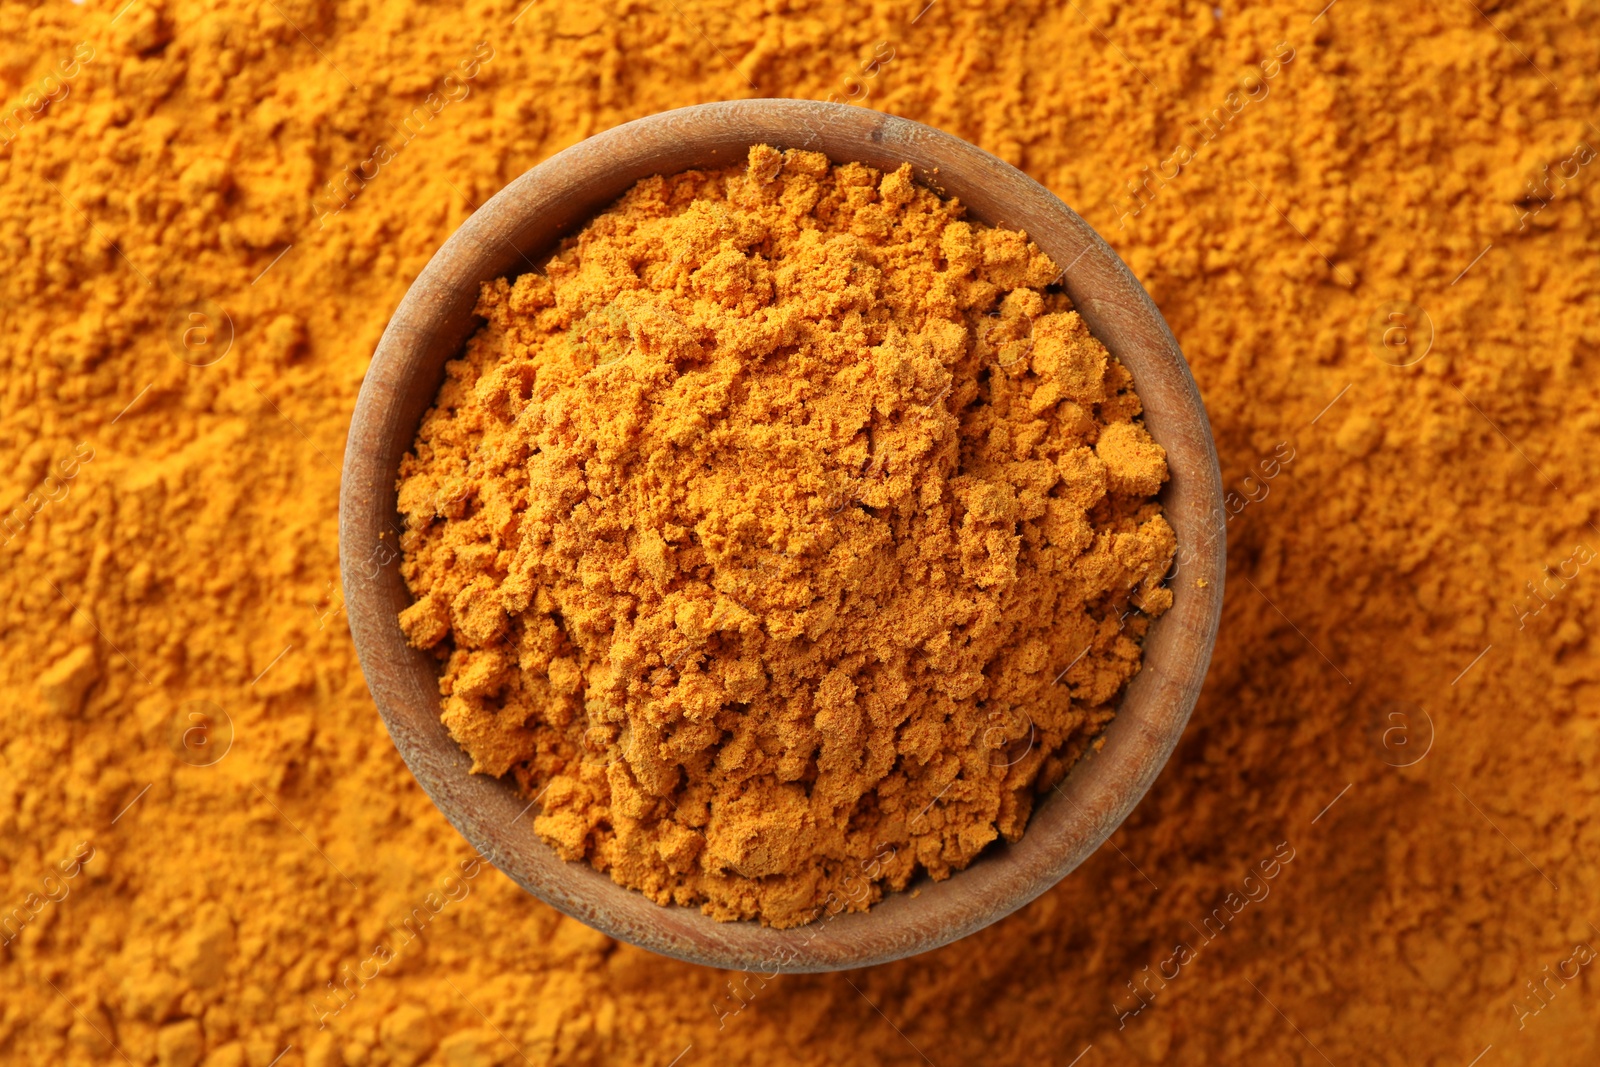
left=395, top=144, right=1175, bottom=928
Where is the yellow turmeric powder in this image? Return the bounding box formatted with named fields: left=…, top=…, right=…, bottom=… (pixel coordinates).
left=395, top=146, right=1174, bottom=926
left=4, top=0, right=1600, bottom=1063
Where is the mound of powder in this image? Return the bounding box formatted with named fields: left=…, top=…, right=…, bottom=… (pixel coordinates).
left=395, top=145, right=1176, bottom=927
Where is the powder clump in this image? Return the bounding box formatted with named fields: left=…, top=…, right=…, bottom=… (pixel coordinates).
left=396, top=145, right=1174, bottom=926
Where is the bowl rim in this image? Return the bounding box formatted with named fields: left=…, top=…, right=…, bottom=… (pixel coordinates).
left=338, top=98, right=1225, bottom=973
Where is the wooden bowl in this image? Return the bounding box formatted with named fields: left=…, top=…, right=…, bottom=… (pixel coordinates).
left=339, top=100, right=1224, bottom=972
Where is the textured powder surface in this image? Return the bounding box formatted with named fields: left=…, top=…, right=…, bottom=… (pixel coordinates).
left=4, top=0, right=1600, bottom=1064
left=396, top=147, right=1175, bottom=926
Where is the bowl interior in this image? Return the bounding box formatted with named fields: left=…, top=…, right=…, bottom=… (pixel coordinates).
left=338, top=99, right=1224, bottom=973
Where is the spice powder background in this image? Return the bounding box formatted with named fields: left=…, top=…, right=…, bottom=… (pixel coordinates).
left=1, top=0, right=1597, bottom=1064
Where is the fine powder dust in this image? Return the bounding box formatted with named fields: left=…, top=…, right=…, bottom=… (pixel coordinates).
left=11, top=0, right=1599, bottom=1063
left=396, top=146, right=1176, bottom=925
